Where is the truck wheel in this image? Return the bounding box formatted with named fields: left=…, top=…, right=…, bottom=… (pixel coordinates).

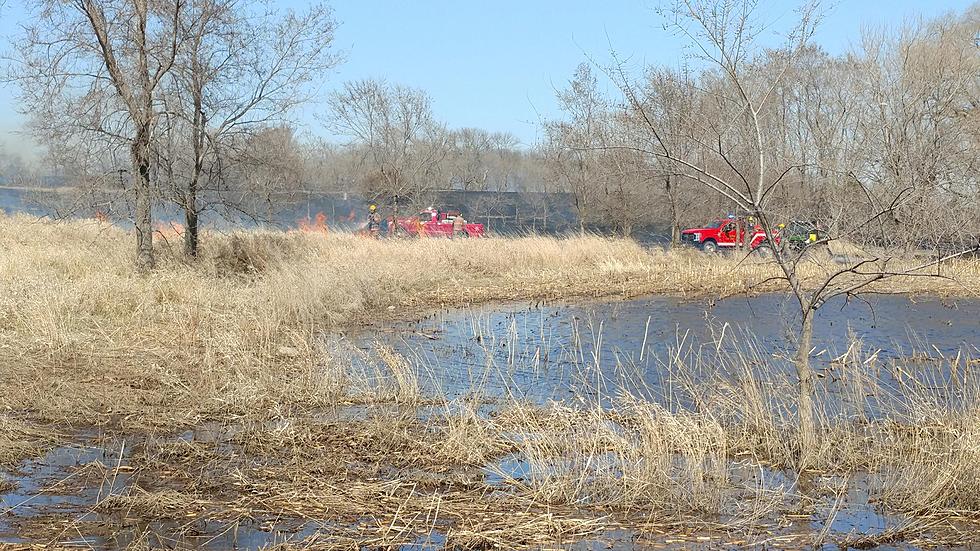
left=701, top=240, right=718, bottom=253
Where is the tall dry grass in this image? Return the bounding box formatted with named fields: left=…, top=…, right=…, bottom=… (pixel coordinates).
left=2, top=212, right=978, bottom=435
left=0, top=213, right=780, bottom=429
left=4, top=212, right=980, bottom=547
left=474, top=334, right=980, bottom=546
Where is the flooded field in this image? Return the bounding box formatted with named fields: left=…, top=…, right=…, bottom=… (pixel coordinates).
left=337, top=293, right=980, bottom=404
left=3, top=293, right=980, bottom=548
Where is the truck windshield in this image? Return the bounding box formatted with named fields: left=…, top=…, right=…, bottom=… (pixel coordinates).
left=706, top=221, right=724, bottom=229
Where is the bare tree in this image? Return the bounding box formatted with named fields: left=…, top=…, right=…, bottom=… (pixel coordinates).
left=443, top=128, right=522, bottom=192
left=853, top=11, right=980, bottom=254
left=548, top=62, right=682, bottom=238
left=161, top=0, right=338, bottom=256
left=12, top=0, right=185, bottom=270
left=638, top=67, right=702, bottom=244
left=299, top=138, right=359, bottom=193
left=0, top=145, right=30, bottom=187
left=591, top=115, right=658, bottom=237
left=544, top=63, right=608, bottom=233
left=327, top=79, right=448, bottom=222
left=218, top=125, right=306, bottom=221
left=610, top=0, right=979, bottom=462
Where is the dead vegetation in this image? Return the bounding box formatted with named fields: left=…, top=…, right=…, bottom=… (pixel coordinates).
left=0, top=416, right=54, bottom=470
left=5, top=334, right=980, bottom=548
left=3, top=213, right=980, bottom=547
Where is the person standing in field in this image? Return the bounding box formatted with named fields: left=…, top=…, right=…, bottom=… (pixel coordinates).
left=452, top=212, right=466, bottom=238
left=367, top=204, right=381, bottom=238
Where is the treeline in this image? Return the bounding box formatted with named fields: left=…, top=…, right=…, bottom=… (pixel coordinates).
left=298, top=124, right=551, bottom=196
left=289, top=3, right=979, bottom=246
left=3, top=1, right=977, bottom=267
left=545, top=5, right=980, bottom=246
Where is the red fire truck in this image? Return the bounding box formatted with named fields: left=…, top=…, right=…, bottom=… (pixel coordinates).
left=680, top=217, right=771, bottom=253
left=394, top=208, right=485, bottom=238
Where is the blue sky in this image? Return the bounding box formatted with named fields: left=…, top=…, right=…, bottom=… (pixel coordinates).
left=0, top=0, right=975, bottom=161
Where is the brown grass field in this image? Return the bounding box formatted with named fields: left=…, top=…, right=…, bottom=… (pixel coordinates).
left=2, top=212, right=980, bottom=548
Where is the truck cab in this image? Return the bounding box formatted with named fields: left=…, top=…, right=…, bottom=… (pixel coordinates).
left=395, top=208, right=486, bottom=238
left=681, top=217, right=769, bottom=252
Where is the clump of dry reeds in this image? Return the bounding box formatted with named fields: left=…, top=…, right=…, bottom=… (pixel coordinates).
left=98, top=488, right=204, bottom=520
left=491, top=401, right=729, bottom=515
left=0, top=415, right=53, bottom=468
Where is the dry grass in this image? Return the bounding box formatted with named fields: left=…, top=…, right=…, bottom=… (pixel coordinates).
left=4, top=212, right=980, bottom=547
left=0, top=212, right=790, bottom=430
left=5, top=340, right=980, bottom=548
left=97, top=488, right=206, bottom=520
left=0, top=415, right=53, bottom=469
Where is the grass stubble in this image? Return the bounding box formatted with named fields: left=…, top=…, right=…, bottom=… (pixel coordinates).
left=2, top=213, right=980, bottom=548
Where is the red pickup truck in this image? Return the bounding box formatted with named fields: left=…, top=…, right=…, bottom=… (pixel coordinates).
left=394, top=208, right=485, bottom=238
left=680, top=217, right=771, bottom=252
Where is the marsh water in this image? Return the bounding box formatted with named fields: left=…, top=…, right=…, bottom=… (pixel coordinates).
left=335, top=293, right=980, bottom=404
left=3, top=293, right=980, bottom=548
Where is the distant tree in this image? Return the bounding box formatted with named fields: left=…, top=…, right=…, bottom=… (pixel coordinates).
left=544, top=63, right=607, bottom=233
left=327, top=79, right=449, bottom=222
left=12, top=0, right=185, bottom=270
left=634, top=68, right=702, bottom=244
left=299, top=138, right=359, bottom=194
left=0, top=145, right=27, bottom=185
left=594, top=120, right=656, bottom=237
left=160, top=0, right=338, bottom=256
left=444, top=128, right=520, bottom=191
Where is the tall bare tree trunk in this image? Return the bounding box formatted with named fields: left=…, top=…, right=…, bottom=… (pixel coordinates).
left=795, top=310, right=817, bottom=465
left=185, top=96, right=204, bottom=257
left=392, top=192, right=400, bottom=236
left=132, top=123, right=154, bottom=271
left=184, top=177, right=199, bottom=257
left=665, top=174, right=680, bottom=245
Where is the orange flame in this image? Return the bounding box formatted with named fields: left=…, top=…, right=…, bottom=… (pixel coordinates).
left=297, top=212, right=328, bottom=233
left=153, top=221, right=185, bottom=241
